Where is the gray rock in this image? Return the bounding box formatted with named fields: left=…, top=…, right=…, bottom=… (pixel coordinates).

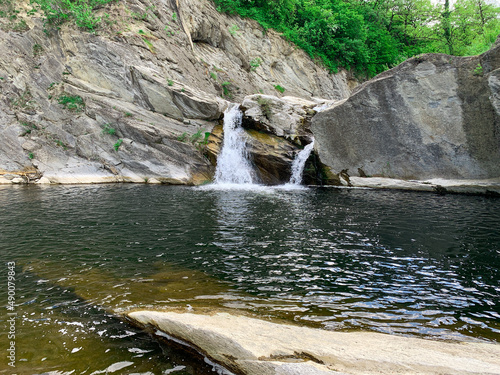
left=0, top=0, right=350, bottom=184
left=127, top=311, right=500, bottom=375
left=312, top=46, right=500, bottom=180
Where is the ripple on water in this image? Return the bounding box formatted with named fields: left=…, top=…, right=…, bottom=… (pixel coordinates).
left=0, top=185, right=499, bottom=373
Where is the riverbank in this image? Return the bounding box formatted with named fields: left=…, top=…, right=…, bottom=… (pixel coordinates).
left=2, top=172, right=499, bottom=196
left=127, top=310, right=500, bottom=375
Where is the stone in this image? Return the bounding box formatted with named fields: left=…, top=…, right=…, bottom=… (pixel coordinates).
left=0, top=0, right=350, bottom=184
left=312, top=45, right=500, bottom=181
left=241, top=94, right=316, bottom=144
left=11, top=177, right=25, bottom=184
left=127, top=311, right=500, bottom=375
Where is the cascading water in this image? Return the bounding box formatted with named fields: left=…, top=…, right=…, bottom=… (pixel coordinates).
left=214, top=104, right=256, bottom=185
left=288, top=140, right=315, bottom=185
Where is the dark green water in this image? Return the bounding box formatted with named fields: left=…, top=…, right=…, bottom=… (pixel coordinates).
left=1, top=184, right=499, bottom=373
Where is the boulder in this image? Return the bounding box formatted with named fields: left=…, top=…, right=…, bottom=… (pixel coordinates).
left=312, top=44, right=500, bottom=180
left=241, top=95, right=317, bottom=144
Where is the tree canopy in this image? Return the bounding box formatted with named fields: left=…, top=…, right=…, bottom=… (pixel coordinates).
left=213, top=0, right=500, bottom=77
left=7, top=0, right=499, bottom=77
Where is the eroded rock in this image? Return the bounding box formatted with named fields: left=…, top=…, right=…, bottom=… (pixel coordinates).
left=127, top=311, right=500, bottom=375
left=312, top=44, right=500, bottom=181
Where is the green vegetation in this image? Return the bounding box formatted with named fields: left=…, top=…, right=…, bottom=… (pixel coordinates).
left=256, top=95, right=272, bottom=119
left=28, top=152, right=34, bottom=159
left=33, top=43, right=43, bottom=57
left=101, top=123, right=116, bottom=135
left=228, top=23, right=240, bottom=35
left=142, top=37, right=155, bottom=53
left=124, top=112, right=132, bottom=117
left=221, top=81, right=232, bottom=97
left=177, top=132, right=189, bottom=142
left=213, top=0, right=500, bottom=77
left=171, top=12, right=177, bottom=22
left=11, top=88, right=35, bottom=109
left=249, top=57, right=261, bottom=71
left=473, top=63, right=483, bottom=76
left=177, top=129, right=211, bottom=151
left=210, top=71, right=218, bottom=80
left=57, top=94, right=84, bottom=112
left=20, top=121, right=37, bottom=136
left=113, top=138, right=123, bottom=151
left=167, top=79, right=174, bottom=86
left=55, top=139, right=67, bottom=149
left=29, top=0, right=117, bottom=31
left=274, top=84, right=285, bottom=93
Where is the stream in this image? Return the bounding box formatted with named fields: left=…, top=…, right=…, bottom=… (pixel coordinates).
left=1, top=184, right=499, bottom=373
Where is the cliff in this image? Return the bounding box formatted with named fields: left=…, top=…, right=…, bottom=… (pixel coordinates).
left=0, top=0, right=351, bottom=184
left=312, top=39, right=500, bottom=182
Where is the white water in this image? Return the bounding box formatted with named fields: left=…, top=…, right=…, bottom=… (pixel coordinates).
left=288, top=140, right=315, bottom=185
left=214, top=104, right=256, bottom=185
left=212, top=104, right=313, bottom=189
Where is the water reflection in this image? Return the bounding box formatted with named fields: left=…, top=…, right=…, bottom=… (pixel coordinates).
left=1, top=185, right=499, bottom=373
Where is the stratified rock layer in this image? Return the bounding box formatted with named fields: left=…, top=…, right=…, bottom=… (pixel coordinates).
left=0, top=0, right=351, bottom=184
left=312, top=41, right=500, bottom=180
left=127, top=311, right=500, bottom=375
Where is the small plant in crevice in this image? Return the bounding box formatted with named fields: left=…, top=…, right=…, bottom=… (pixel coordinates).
left=256, top=96, right=272, bottom=119
left=20, top=121, right=37, bottom=136
left=177, top=129, right=211, bottom=152
left=57, top=94, right=84, bottom=112
left=210, top=71, right=217, bottom=81
left=274, top=84, right=285, bottom=93
left=473, top=63, right=483, bottom=76
left=221, top=81, right=232, bottom=98
left=113, top=138, right=123, bottom=151
left=142, top=37, right=155, bottom=53
left=55, top=139, right=67, bottom=150
left=177, top=132, right=189, bottom=142
left=249, top=57, right=261, bottom=71
left=124, top=112, right=132, bottom=117
left=171, top=12, right=177, bottom=21
left=101, top=123, right=116, bottom=135
left=228, top=24, right=239, bottom=36
left=28, top=152, right=34, bottom=159
left=11, top=88, right=35, bottom=109
left=167, top=79, right=173, bottom=86
left=33, top=43, right=44, bottom=57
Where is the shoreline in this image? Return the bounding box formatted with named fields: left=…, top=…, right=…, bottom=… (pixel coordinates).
left=2, top=173, right=500, bottom=196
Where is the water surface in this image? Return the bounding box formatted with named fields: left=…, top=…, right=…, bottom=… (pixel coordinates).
left=1, top=184, right=499, bottom=373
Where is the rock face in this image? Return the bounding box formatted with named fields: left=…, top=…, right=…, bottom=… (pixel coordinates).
left=312, top=42, right=500, bottom=180
left=205, top=96, right=335, bottom=185
left=0, top=0, right=351, bottom=184
left=127, top=311, right=500, bottom=375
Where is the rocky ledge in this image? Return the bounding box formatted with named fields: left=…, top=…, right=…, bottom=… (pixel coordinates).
left=127, top=311, right=500, bottom=375
left=345, top=176, right=500, bottom=196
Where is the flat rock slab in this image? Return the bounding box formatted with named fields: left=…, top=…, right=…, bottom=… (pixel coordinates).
left=127, top=311, right=500, bottom=375
left=348, top=177, right=500, bottom=195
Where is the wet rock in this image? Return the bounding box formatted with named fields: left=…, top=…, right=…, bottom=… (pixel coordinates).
left=127, top=311, right=500, bottom=375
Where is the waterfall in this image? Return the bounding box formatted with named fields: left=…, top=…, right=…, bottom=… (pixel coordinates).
left=214, top=104, right=256, bottom=185
left=288, top=140, right=315, bottom=185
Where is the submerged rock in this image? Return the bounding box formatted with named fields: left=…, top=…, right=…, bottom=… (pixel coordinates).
left=127, top=311, right=500, bottom=375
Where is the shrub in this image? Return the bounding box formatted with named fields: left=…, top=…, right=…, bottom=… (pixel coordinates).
left=57, top=94, right=84, bottom=112
left=101, top=123, right=116, bottom=135
left=113, top=138, right=123, bottom=151
left=274, top=84, right=285, bottom=93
